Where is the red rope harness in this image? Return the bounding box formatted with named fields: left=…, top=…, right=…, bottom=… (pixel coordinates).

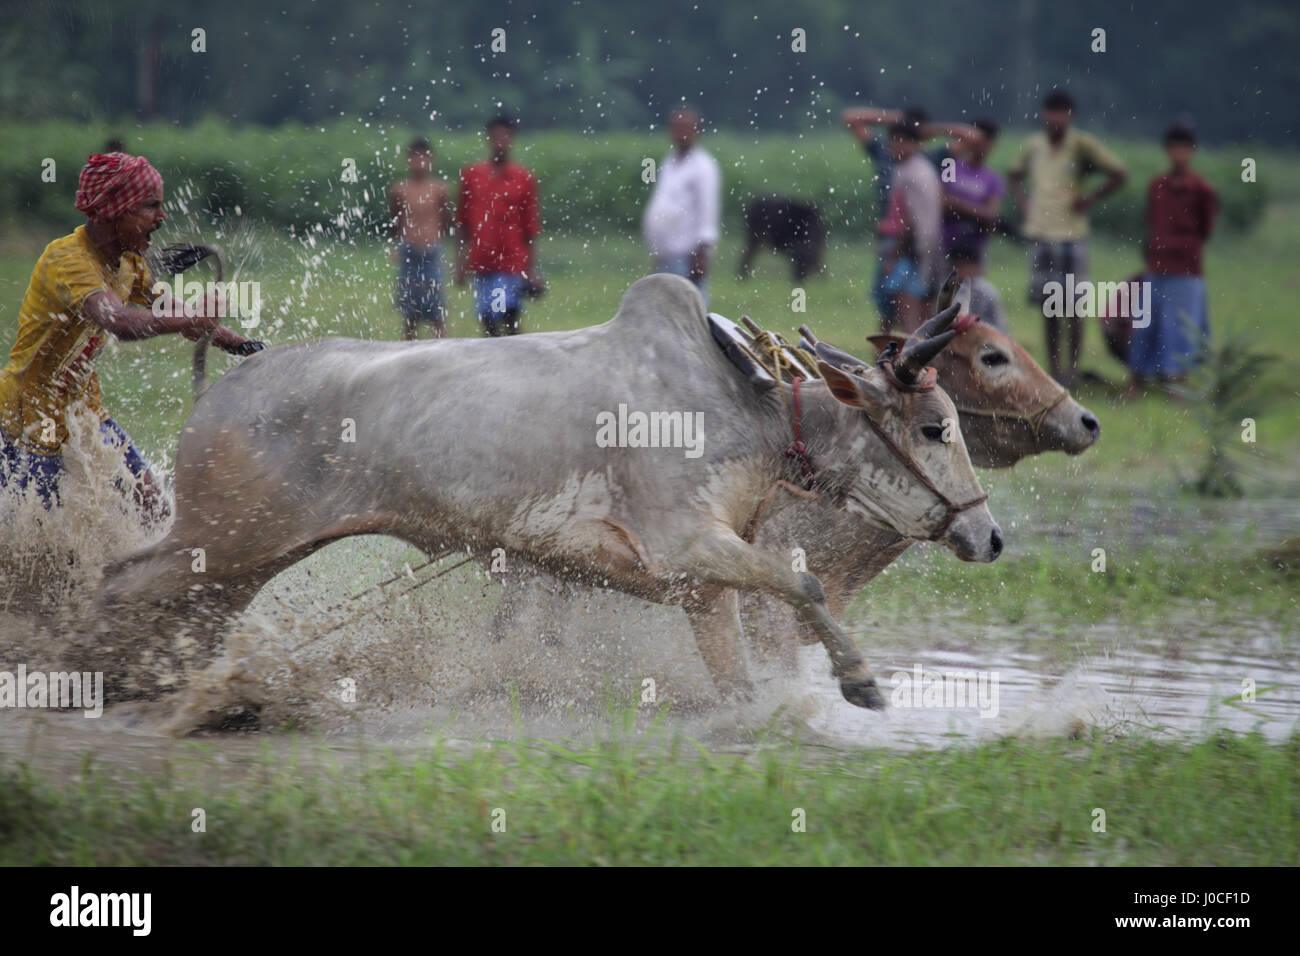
left=784, top=377, right=816, bottom=484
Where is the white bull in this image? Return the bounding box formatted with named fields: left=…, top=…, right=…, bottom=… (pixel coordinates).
left=90, top=274, right=1001, bottom=705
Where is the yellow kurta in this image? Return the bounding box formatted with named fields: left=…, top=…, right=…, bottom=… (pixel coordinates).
left=1009, top=129, right=1127, bottom=242
left=0, top=225, right=154, bottom=454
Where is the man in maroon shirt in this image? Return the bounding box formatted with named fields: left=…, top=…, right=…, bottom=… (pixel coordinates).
left=454, top=115, right=543, bottom=336
left=1127, top=125, right=1218, bottom=396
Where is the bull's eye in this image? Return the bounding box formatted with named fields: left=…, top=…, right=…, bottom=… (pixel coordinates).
left=980, top=351, right=1010, bottom=368
left=921, top=425, right=945, bottom=441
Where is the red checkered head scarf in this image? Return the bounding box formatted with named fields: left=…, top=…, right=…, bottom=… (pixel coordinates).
left=74, top=152, right=163, bottom=221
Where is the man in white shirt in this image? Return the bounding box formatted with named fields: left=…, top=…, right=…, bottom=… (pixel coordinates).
left=642, top=107, right=721, bottom=304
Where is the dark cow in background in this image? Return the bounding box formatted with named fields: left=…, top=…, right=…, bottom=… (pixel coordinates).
left=737, top=196, right=826, bottom=282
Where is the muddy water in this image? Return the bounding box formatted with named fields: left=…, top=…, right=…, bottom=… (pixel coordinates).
left=1, top=458, right=1297, bottom=772
left=800, top=620, right=1298, bottom=746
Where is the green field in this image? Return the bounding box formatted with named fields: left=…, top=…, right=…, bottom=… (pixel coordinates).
left=2, top=729, right=1296, bottom=866
left=1, top=134, right=1297, bottom=866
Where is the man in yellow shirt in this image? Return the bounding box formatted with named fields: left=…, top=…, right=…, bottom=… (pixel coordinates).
left=0, top=152, right=256, bottom=523
left=1009, top=90, right=1127, bottom=386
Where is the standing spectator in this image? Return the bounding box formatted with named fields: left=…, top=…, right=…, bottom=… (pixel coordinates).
left=642, top=107, right=721, bottom=303
left=455, top=115, right=543, bottom=336
left=389, top=138, right=452, bottom=339
left=1009, top=89, right=1127, bottom=385
left=1127, top=125, right=1217, bottom=397
left=843, top=106, right=983, bottom=327
left=941, top=118, right=1005, bottom=279
left=842, top=105, right=928, bottom=326
left=878, top=122, right=944, bottom=332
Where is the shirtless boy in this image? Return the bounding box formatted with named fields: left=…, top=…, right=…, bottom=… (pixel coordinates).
left=389, top=138, right=452, bottom=339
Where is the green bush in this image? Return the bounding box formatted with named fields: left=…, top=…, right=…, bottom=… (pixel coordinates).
left=0, top=118, right=1271, bottom=241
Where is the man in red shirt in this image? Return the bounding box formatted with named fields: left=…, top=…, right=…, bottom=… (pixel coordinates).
left=1127, top=125, right=1217, bottom=396
left=454, top=115, right=543, bottom=336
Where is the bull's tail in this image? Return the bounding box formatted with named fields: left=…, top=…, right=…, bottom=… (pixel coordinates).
left=146, top=241, right=226, bottom=401
left=191, top=247, right=222, bottom=400
left=192, top=330, right=214, bottom=400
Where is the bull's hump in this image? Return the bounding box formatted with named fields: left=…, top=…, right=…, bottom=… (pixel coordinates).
left=610, top=273, right=712, bottom=346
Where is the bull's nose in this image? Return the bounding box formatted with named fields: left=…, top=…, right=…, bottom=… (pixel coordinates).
left=989, top=527, right=1003, bottom=559
left=1081, top=412, right=1100, bottom=435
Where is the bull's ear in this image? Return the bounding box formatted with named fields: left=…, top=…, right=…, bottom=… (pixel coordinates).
left=816, top=361, right=889, bottom=415
left=866, top=333, right=906, bottom=356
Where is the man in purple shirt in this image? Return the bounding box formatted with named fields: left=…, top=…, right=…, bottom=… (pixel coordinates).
left=940, top=118, right=1005, bottom=277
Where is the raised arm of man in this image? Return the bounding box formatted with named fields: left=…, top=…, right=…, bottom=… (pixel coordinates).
left=919, top=121, right=982, bottom=152
left=842, top=107, right=902, bottom=145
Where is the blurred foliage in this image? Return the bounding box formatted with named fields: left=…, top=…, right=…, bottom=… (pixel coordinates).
left=1171, top=329, right=1282, bottom=498
left=0, top=0, right=1295, bottom=145
left=0, top=119, right=1271, bottom=240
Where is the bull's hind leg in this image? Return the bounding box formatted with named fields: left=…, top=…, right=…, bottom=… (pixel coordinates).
left=91, top=495, right=401, bottom=697
left=85, top=526, right=298, bottom=698
left=683, top=586, right=752, bottom=700
left=677, top=529, right=885, bottom=710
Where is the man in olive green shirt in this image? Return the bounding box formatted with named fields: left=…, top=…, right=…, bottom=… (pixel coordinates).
left=1009, top=89, right=1127, bottom=385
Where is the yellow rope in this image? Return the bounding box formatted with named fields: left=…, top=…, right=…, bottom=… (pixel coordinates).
left=745, top=329, right=822, bottom=421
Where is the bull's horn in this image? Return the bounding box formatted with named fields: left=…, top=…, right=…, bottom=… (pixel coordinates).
left=933, top=269, right=961, bottom=314
left=797, top=324, right=819, bottom=345
left=813, top=340, right=871, bottom=374
left=895, top=327, right=958, bottom=382
left=908, top=300, right=962, bottom=345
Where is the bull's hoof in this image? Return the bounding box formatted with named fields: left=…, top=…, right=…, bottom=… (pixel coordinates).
left=840, top=677, right=886, bottom=710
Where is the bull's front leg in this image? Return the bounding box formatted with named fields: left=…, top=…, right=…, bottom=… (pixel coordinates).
left=678, top=530, right=885, bottom=710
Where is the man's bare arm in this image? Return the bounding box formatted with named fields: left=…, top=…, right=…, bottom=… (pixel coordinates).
left=387, top=184, right=403, bottom=239
left=1008, top=170, right=1027, bottom=216
left=842, top=107, right=901, bottom=145
left=1074, top=170, right=1127, bottom=212
left=84, top=289, right=249, bottom=351
left=438, top=182, right=455, bottom=238
left=920, top=122, right=981, bottom=151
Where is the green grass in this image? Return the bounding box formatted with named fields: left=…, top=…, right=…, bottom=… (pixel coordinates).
left=861, top=534, right=1299, bottom=634
left=2, top=729, right=1295, bottom=865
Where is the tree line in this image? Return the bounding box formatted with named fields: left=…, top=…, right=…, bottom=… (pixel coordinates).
left=0, top=0, right=1294, bottom=146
